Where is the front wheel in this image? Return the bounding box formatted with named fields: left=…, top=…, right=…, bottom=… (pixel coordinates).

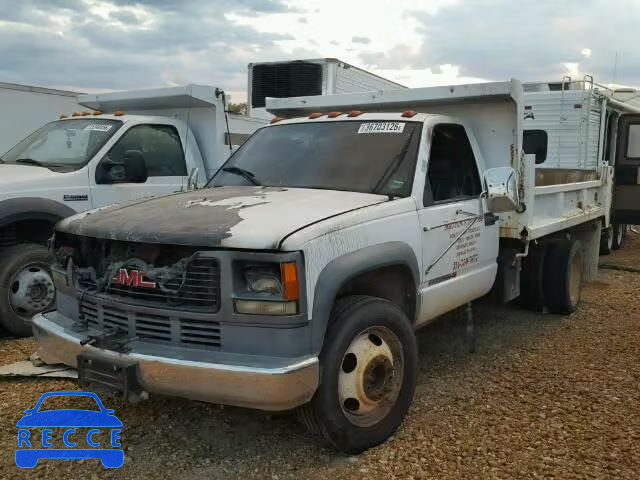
left=0, top=243, right=55, bottom=337
left=297, top=295, right=418, bottom=453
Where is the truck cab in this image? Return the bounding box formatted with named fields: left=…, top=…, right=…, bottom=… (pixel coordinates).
left=0, top=85, right=265, bottom=336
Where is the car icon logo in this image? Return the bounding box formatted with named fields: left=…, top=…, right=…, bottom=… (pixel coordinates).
left=15, top=391, right=124, bottom=468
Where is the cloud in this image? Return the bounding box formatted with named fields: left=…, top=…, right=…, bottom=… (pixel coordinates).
left=397, top=0, right=640, bottom=85
left=351, top=36, right=371, bottom=45
left=0, top=0, right=298, bottom=92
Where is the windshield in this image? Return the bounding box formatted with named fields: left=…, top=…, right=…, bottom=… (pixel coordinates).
left=1, top=119, right=122, bottom=172
left=209, top=120, right=422, bottom=197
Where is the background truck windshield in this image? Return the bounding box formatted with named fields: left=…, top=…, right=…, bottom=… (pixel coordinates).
left=210, top=120, right=422, bottom=197
left=1, top=119, right=122, bottom=172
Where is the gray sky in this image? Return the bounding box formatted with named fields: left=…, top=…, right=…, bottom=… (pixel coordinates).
left=1, top=0, right=638, bottom=102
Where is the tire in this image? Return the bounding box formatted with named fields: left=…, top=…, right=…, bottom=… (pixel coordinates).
left=599, top=226, right=613, bottom=255
left=519, top=243, right=548, bottom=311
left=612, top=224, right=625, bottom=250
left=0, top=243, right=55, bottom=337
left=543, top=240, right=583, bottom=314
left=297, top=295, right=418, bottom=453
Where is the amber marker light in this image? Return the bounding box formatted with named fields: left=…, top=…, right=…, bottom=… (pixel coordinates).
left=281, top=262, right=299, bottom=301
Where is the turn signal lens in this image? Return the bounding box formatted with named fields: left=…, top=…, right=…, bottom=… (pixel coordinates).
left=281, top=262, right=299, bottom=301
left=234, top=300, right=297, bottom=315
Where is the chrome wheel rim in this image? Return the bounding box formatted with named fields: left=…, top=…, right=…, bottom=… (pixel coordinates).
left=338, top=326, right=404, bottom=427
left=8, top=262, right=55, bottom=319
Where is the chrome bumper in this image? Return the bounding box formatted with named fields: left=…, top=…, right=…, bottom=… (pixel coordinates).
left=32, top=312, right=319, bottom=411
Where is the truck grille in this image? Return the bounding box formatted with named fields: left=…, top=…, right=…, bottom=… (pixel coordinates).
left=81, top=298, right=222, bottom=349
left=105, top=258, right=221, bottom=312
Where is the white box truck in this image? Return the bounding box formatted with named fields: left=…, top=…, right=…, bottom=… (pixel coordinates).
left=0, top=84, right=265, bottom=336
left=247, top=58, right=406, bottom=120
left=0, top=82, right=82, bottom=155
left=33, top=78, right=640, bottom=452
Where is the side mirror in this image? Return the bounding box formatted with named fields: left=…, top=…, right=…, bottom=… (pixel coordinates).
left=97, top=150, right=148, bottom=184
left=483, top=167, right=520, bottom=213
left=187, top=167, right=199, bottom=191
left=123, top=150, right=148, bottom=183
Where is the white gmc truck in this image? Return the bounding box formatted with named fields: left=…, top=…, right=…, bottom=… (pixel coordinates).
left=0, top=84, right=265, bottom=336
left=32, top=80, right=640, bottom=452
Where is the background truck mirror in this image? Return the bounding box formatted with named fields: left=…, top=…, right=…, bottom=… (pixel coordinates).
left=483, top=166, right=519, bottom=213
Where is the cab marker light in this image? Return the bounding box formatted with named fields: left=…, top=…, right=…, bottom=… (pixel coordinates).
left=59, top=114, right=68, bottom=119
left=308, top=112, right=324, bottom=119
left=327, top=111, right=342, bottom=118
left=81, top=111, right=91, bottom=116
left=71, top=112, right=81, bottom=117
left=114, top=111, right=125, bottom=116
left=348, top=110, right=363, bottom=117
left=402, top=110, right=418, bottom=118
left=270, top=116, right=285, bottom=124
left=93, top=111, right=103, bottom=116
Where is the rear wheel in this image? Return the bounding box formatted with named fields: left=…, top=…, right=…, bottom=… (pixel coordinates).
left=297, top=295, right=418, bottom=453
left=0, top=244, right=55, bottom=337
left=543, top=240, right=583, bottom=314
left=600, top=226, right=613, bottom=255
left=612, top=224, right=625, bottom=250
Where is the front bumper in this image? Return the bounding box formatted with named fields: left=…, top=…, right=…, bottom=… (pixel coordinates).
left=33, top=312, right=319, bottom=411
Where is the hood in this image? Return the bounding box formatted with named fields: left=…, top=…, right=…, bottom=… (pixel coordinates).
left=0, top=164, right=61, bottom=185
left=57, top=186, right=387, bottom=249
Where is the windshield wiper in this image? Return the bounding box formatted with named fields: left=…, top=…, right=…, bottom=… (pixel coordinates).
left=222, top=166, right=262, bottom=186
left=373, top=130, right=416, bottom=199
left=14, top=158, right=46, bottom=167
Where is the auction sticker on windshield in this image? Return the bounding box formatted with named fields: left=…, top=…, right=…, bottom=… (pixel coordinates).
left=83, top=124, right=113, bottom=132
left=357, top=122, right=405, bottom=134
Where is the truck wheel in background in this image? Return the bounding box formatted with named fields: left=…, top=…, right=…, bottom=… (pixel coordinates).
left=297, top=295, right=418, bottom=453
left=612, top=224, right=625, bottom=250
left=599, top=226, right=613, bottom=255
left=543, top=240, right=583, bottom=315
left=0, top=243, right=55, bottom=337
left=519, top=243, right=548, bottom=311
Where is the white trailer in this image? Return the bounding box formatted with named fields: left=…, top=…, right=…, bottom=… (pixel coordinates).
left=0, top=84, right=266, bottom=336
left=0, top=82, right=82, bottom=155
left=247, top=58, right=406, bottom=120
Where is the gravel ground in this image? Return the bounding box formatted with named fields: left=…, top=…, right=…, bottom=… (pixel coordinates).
left=1, top=234, right=639, bottom=479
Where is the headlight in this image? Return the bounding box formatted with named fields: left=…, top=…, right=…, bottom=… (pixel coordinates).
left=235, top=261, right=300, bottom=315
left=244, top=265, right=282, bottom=295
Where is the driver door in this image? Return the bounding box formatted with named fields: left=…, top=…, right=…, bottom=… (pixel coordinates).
left=89, top=124, right=188, bottom=208
left=416, top=123, right=499, bottom=325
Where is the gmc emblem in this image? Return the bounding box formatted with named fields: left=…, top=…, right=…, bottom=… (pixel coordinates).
left=115, top=269, right=157, bottom=289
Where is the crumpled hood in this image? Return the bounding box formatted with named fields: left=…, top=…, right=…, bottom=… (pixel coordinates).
left=57, top=186, right=387, bottom=249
